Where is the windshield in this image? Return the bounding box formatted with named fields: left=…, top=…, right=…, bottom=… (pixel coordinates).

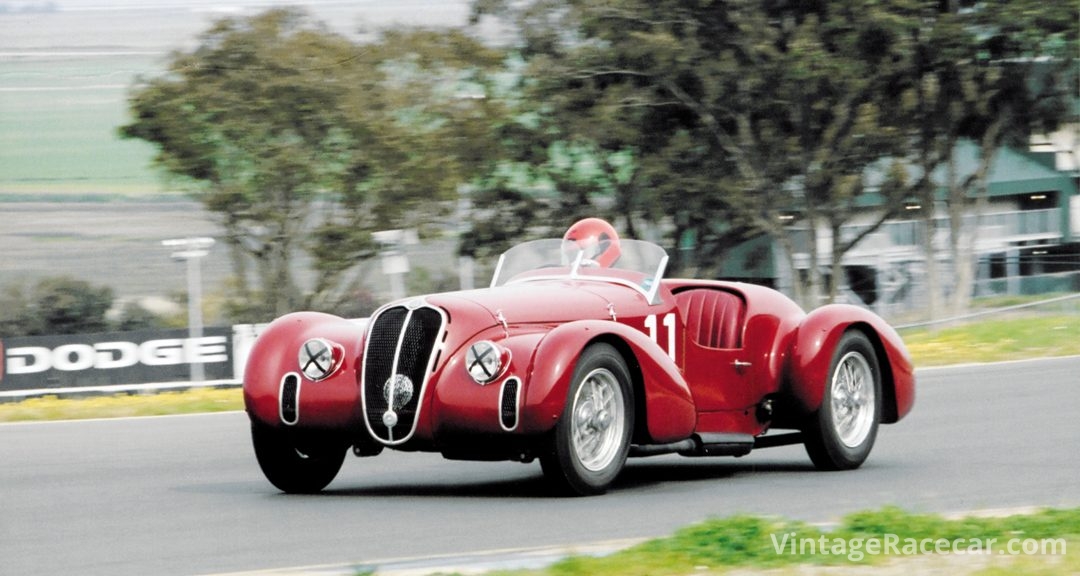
left=491, top=238, right=669, bottom=303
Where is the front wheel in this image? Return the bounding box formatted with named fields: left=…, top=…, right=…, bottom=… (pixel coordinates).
left=803, top=331, right=882, bottom=471
left=540, top=343, right=634, bottom=496
left=251, top=421, right=348, bottom=494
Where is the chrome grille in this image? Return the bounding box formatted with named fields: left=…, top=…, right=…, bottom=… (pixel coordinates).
left=362, top=304, right=444, bottom=443
left=500, top=377, right=520, bottom=431
left=279, top=373, right=300, bottom=425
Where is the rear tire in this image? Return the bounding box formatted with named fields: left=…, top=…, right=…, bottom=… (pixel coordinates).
left=803, top=331, right=881, bottom=471
left=540, top=343, right=633, bottom=496
left=251, top=421, right=347, bottom=494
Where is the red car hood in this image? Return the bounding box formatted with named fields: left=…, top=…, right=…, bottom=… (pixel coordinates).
left=426, top=281, right=614, bottom=325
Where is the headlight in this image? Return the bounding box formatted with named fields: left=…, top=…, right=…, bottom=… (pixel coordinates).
left=298, top=338, right=343, bottom=381
left=465, top=340, right=509, bottom=384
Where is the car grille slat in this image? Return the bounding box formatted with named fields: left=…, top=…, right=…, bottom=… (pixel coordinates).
left=279, top=373, right=300, bottom=425
left=500, top=377, right=520, bottom=431
left=363, top=304, right=444, bottom=444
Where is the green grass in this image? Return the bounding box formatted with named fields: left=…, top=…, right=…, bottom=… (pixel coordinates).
left=484, top=507, right=1080, bottom=576
left=0, top=387, right=242, bottom=422
left=900, top=314, right=1080, bottom=366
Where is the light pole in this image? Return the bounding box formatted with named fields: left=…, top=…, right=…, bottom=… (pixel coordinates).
left=373, top=229, right=417, bottom=301
left=163, top=237, right=215, bottom=382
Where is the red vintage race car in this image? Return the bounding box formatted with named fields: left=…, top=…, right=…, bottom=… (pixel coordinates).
left=244, top=218, right=915, bottom=495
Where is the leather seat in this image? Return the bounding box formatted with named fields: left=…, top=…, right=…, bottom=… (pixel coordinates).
left=674, top=289, right=746, bottom=349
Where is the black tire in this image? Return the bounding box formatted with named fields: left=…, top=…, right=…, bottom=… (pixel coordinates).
left=803, top=331, right=882, bottom=470
left=251, top=421, right=348, bottom=494
left=540, top=343, right=634, bottom=496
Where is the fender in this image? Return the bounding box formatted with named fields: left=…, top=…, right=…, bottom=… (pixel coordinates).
left=425, top=327, right=547, bottom=438
left=786, top=304, right=915, bottom=422
left=521, top=319, right=696, bottom=443
left=243, top=311, right=367, bottom=430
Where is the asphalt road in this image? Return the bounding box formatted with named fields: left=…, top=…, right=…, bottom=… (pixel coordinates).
left=2, top=357, right=1078, bottom=576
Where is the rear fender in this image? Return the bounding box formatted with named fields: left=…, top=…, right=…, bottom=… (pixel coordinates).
left=786, top=305, right=915, bottom=423
left=522, top=320, right=696, bottom=443
left=243, top=312, right=366, bottom=430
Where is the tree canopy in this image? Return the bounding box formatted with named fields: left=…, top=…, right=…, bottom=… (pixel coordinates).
left=1, top=277, right=113, bottom=336
left=120, top=2, right=1076, bottom=319
left=473, top=0, right=1076, bottom=307
left=122, top=9, right=507, bottom=320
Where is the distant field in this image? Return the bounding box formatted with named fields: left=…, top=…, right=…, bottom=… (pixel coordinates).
left=0, top=2, right=473, bottom=196
left=0, top=83, right=165, bottom=194
left=0, top=7, right=195, bottom=195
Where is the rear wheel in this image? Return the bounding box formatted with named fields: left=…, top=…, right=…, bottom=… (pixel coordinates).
left=540, top=343, right=634, bottom=496
left=251, top=421, right=348, bottom=494
left=803, top=331, right=881, bottom=470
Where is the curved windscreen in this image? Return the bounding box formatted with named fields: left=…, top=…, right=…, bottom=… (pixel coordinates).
left=490, top=238, right=669, bottom=303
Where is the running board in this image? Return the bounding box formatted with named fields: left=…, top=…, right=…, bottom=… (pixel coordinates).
left=629, top=433, right=755, bottom=458
left=753, top=432, right=803, bottom=448
left=694, top=433, right=755, bottom=456
left=629, top=438, right=697, bottom=457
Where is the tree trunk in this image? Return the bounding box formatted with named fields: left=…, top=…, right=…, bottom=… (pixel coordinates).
left=805, top=213, right=823, bottom=310
left=829, top=220, right=843, bottom=304
left=945, top=149, right=964, bottom=315
left=950, top=125, right=1003, bottom=315
left=774, top=230, right=805, bottom=307
left=920, top=198, right=941, bottom=324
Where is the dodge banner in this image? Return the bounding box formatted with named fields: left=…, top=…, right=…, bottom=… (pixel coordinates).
left=0, top=327, right=236, bottom=392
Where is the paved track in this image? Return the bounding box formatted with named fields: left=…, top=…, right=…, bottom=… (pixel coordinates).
left=2, top=357, right=1078, bottom=576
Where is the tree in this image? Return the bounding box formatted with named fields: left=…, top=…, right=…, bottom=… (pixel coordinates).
left=112, top=300, right=173, bottom=332
left=891, top=0, right=1077, bottom=319
left=0, top=283, right=30, bottom=337
left=122, top=9, right=507, bottom=320
left=473, top=0, right=914, bottom=306
left=304, top=26, right=510, bottom=305
left=944, top=1, right=1077, bottom=314
left=122, top=9, right=358, bottom=320
left=0, top=277, right=113, bottom=336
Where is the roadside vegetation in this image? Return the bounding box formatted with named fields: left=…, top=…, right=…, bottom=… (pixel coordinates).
left=900, top=313, right=1080, bottom=366
left=0, top=387, right=241, bottom=422
left=473, top=507, right=1080, bottom=576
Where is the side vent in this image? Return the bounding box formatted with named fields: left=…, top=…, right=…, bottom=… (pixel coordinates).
left=499, top=377, right=520, bottom=431
left=279, top=373, right=300, bottom=425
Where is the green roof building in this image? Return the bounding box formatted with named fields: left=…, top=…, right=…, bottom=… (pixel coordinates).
left=718, top=139, right=1080, bottom=316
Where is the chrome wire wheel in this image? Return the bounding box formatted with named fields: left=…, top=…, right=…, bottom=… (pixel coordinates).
left=830, top=351, right=876, bottom=449
left=570, top=367, right=627, bottom=472
left=803, top=331, right=882, bottom=471
left=540, top=343, right=634, bottom=496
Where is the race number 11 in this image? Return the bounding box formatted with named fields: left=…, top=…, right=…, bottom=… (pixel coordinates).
left=644, top=313, right=676, bottom=360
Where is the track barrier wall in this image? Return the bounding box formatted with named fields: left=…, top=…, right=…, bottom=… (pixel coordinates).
left=0, top=325, right=266, bottom=398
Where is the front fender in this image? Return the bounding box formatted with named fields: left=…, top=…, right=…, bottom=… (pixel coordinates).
left=522, top=320, right=696, bottom=443
left=243, top=311, right=366, bottom=430
left=786, top=305, right=915, bottom=422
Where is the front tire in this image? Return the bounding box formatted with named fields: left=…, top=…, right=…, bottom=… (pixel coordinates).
left=251, top=421, right=348, bottom=494
left=540, top=343, right=634, bottom=496
left=803, top=331, right=882, bottom=471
